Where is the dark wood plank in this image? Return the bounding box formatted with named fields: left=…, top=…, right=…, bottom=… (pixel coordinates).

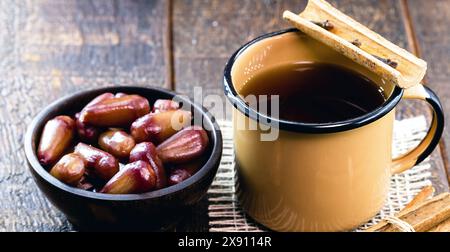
left=172, top=0, right=449, bottom=231
left=0, top=0, right=168, bottom=231
left=407, top=0, right=450, bottom=184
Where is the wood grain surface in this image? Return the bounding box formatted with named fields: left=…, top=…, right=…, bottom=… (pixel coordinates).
left=407, top=0, right=450, bottom=184
left=0, top=0, right=448, bottom=232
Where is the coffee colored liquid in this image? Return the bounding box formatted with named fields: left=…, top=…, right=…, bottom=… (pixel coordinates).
left=239, top=62, right=386, bottom=123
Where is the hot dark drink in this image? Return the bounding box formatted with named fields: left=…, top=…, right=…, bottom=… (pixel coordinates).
left=238, top=62, right=386, bottom=123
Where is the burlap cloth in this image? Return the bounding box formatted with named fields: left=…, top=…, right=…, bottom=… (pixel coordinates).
left=208, top=117, right=432, bottom=232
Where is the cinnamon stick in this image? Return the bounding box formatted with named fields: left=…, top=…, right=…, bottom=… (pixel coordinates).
left=365, top=192, right=450, bottom=232
left=428, top=218, right=450, bottom=232
left=283, top=0, right=427, bottom=89
left=400, top=185, right=434, bottom=215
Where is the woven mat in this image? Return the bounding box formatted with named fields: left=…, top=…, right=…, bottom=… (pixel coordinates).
left=208, top=116, right=432, bottom=232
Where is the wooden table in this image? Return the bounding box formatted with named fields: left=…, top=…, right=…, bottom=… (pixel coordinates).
left=0, top=0, right=448, bottom=231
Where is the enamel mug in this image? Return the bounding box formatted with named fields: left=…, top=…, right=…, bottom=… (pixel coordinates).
left=223, top=29, right=444, bottom=232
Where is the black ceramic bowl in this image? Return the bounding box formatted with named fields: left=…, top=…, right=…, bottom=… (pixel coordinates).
left=24, top=86, right=222, bottom=231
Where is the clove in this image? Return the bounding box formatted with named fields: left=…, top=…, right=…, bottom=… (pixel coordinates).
left=311, top=20, right=334, bottom=31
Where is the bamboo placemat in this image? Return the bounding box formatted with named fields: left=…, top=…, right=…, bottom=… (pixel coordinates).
left=208, top=117, right=432, bottom=232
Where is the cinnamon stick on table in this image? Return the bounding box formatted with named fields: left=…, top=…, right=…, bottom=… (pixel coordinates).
left=428, top=218, right=450, bottom=232
left=400, top=185, right=434, bottom=215
left=365, top=192, right=450, bottom=232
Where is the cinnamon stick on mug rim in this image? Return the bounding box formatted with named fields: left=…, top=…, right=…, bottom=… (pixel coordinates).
left=283, top=0, right=427, bottom=89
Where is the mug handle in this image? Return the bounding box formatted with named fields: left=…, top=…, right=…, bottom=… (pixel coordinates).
left=391, top=84, right=445, bottom=175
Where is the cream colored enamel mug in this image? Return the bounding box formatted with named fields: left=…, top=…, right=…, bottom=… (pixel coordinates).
left=223, top=29, right=444, bottom=232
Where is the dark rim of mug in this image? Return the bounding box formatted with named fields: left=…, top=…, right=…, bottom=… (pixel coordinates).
left=24, top=86, right=223, bottom=201
left=223, top=28, right=404, bottom=134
